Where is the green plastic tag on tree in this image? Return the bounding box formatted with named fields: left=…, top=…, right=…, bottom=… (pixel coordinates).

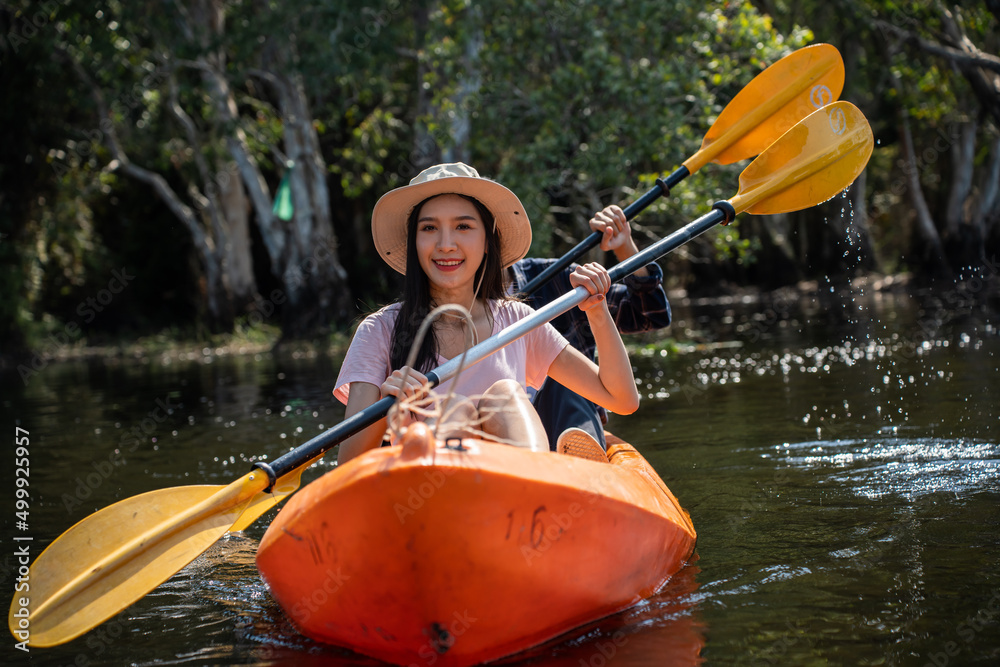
left=272, top=170, right=294, bottom=221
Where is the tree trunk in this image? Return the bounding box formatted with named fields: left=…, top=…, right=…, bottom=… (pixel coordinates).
left=974, top=134, right=1000, bottom=257
left=232, top=65, right=354, bottom=335
left=819, top=30, right=868, bottom=279
left=945, top=119, right=978, bottom=236
left=845, top=169, right=879, bottom=273
left=217, top=161, right=256, bottom=307
left=857, top=168, right=880, bottom=270
left=943, top=119, right=987, bottom=267
left=277, top=72, right=352, bottom=336
left=183, top=0, right=352, bottom=335
left=750, top=213, right=801, bottom=287
left=161, top=0, right=257, bottom=325
left=411, top=3, right=441, bottom=173
left=898, top=110, right=950, bottom=273
left=166, top=69, right=257, bottom=318
left=976, top=135, right=1000, bottom=224
left=66, top=48, right=238, bottom=331
left=439, top=8, right=482, bottom=164
left=820, top=176, right=875, bottom=277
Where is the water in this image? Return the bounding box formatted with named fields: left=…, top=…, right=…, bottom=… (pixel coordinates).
left=2, top=287, right=998, bottom=666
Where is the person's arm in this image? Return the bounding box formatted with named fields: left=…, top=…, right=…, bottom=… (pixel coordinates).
left=609, top=263, right=671, bottom=333
left=590, top=205, right=672, bottom=333
left=591, top=205, right=649, bottom=277
left=338, top=382, right=389, bottom=464
left=546, top=262, right=639, bottom=415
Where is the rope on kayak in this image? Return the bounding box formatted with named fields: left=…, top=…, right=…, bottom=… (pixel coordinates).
left=387, top=303, right=529, bottom=448
left=388, top=304, right=476, bottom=442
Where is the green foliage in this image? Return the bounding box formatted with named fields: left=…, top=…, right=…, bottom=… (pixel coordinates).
left=4, top=0, right=996, bottom=351
left=772, top=0, right=999, bottom=271
left=635, top=336, right=681, bottom=357
left=229, top=318, right=282, bottom=347
left=713, top=220, right=762, bottom=264
left=1, top=1, right=107, bottom=351
left=334, top=107, right=407, bottom=198
left=422, top=0, right=810, bottom=263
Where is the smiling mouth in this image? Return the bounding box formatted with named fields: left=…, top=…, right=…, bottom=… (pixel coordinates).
left=434, top=259, right=464, bottom=268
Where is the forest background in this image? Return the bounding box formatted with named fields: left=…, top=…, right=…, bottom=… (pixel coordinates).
left=1, top=0, right=998, bottom=365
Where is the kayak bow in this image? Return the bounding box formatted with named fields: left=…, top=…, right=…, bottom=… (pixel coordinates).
left=256, top=423, right=696, bottom=666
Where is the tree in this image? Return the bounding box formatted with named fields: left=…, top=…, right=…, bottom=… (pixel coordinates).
left=1, top=0, right=192, bottom=354
left=50, top=0, right=375, bottom=334
left=12, top=0, right=995, bottom=352
left=755, top=0, right=1000, bottom=276
left=413, top=0, right=813, bottom=294
left=872, top=2, right=1000, bottom=268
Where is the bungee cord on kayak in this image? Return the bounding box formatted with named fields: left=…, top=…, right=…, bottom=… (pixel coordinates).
left=387, top=303, right=517, bottom=447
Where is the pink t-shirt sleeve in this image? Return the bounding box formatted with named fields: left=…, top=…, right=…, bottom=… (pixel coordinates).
left=333, top=305, right=397, bottom=404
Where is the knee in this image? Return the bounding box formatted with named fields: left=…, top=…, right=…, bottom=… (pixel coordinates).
left=440, top=395, right=477, bottom=422
left=484, top=378, right=527, bottom=400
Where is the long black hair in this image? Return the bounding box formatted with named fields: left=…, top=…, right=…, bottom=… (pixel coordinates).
left=388, top=194, right=512, bottom=373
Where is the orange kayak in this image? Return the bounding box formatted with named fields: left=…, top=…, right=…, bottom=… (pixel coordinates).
left=256, top=422, right=696, bottom=666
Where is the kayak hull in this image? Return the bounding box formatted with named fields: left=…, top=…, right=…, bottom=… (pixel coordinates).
left=256, top=423, right=696, bottom=666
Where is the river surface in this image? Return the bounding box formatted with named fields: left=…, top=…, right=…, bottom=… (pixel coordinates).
left=2, top=284, right=998, bottom=666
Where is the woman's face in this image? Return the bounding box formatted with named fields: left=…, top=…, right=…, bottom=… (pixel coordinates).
left=414, top=194, right=488, bottom=294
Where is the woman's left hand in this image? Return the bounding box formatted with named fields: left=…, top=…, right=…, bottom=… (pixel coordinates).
left=569, top=262, right=611, bottom=312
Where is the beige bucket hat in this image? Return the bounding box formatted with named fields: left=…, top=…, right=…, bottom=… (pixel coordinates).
left=371, top=163, right=532, bottom=274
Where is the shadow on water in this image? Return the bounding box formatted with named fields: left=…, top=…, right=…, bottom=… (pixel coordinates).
left=2, top=283, right=999, bottom=665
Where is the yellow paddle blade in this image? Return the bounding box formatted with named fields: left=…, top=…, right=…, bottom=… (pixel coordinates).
left=228, top=451, right=327, bottom=532
left=730, top=100, right=874, bottom=216
left=8, top=471, right=268, bottom=647
left=684, top=43, right=844, bottom=173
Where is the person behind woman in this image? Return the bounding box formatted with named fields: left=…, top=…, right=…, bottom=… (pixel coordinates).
left=335, top=163, right=640, bottom=465
left=510, top=205, right=671, bottom=452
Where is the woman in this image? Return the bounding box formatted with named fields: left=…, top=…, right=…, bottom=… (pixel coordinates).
left=335, top=163, right=639, bottom=465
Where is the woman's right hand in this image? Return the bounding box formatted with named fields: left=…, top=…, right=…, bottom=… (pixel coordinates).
left=569, top=262, right=611, bottom=312
left=381, top=366, right=430, bottom=401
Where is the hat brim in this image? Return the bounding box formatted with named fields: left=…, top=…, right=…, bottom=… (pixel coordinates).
left=372, top=176, right=532, bottom=275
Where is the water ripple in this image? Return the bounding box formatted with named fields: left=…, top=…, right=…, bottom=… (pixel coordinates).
left=775, top=437, right=1000, bottom=500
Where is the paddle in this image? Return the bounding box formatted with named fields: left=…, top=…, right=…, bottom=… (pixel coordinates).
left=9, top=100, right=873, bottom=649
left=516, top=42, right=845, bottom=296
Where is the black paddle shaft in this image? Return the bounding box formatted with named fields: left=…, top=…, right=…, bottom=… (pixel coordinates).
left=516, top=165, right=690, bottom=297
left=252, top=199, right=734, bottom=490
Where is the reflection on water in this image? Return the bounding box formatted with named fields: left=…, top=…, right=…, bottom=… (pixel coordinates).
left=2, top=287, right=999, bottom=665
left=778, top=437, right=1000, bottom=500
left=500, top=565, right=705, bottom=667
